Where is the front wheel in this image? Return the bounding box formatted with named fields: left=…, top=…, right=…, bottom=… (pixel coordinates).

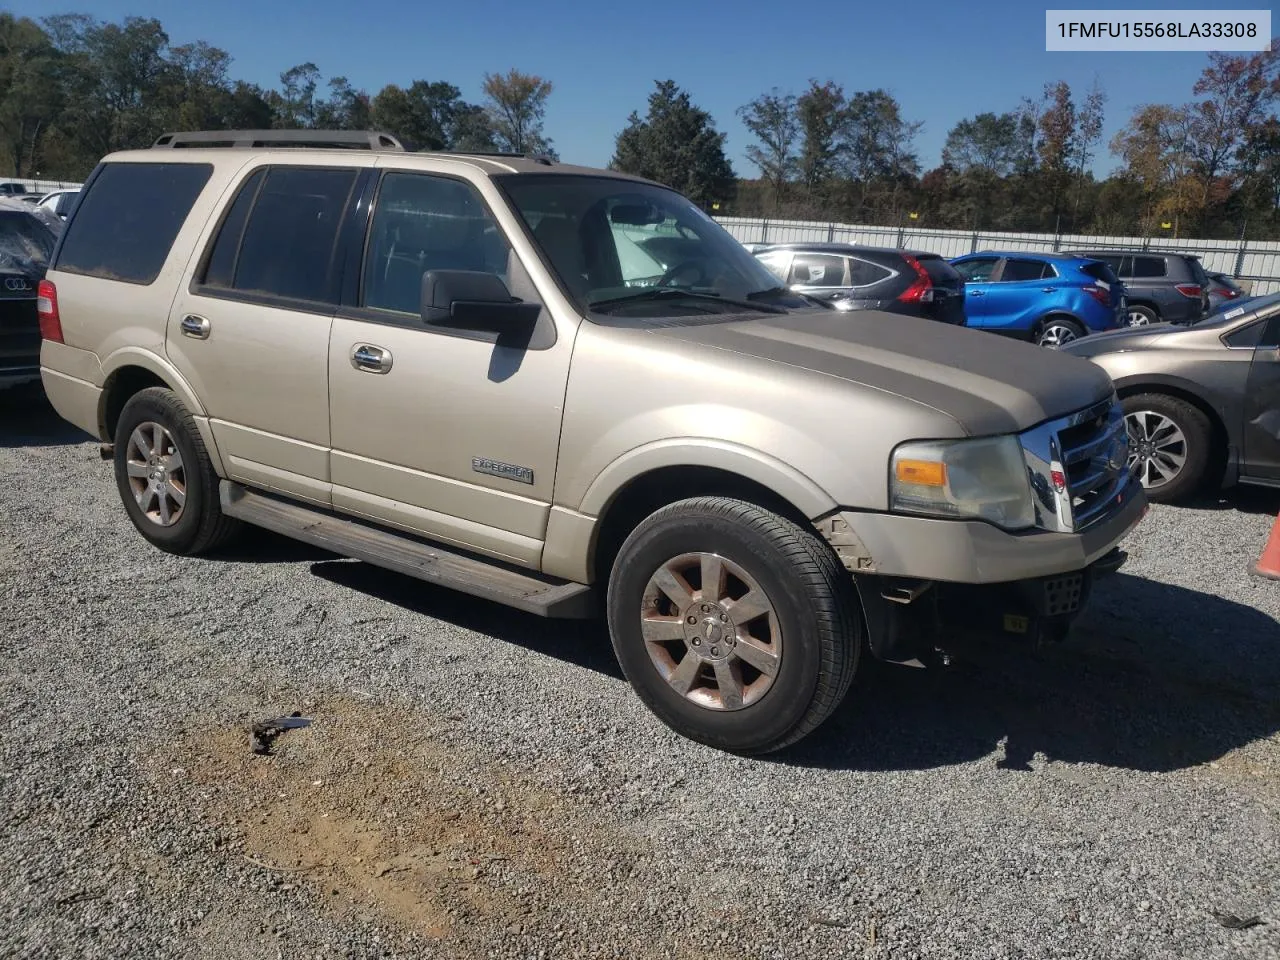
left=1122, top=392, right=1212, bottom=503
left=606, top=496, right=862, bottom=754
left=1036, top=317, right=1086, bottom=347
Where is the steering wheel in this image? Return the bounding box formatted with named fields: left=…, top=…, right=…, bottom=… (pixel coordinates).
left=657, top=259, right=709, bottom=288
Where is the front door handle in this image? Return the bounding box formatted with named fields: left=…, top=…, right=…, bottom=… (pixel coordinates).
left=351, top=344, right=393, bottom=374
left=1042, top=287, right=1058, bottom=293
left=968, top=290, right=985, bottom=297
left=180, top=314, right=210, bottom=339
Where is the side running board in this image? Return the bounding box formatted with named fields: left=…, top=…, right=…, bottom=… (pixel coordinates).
left=219, top=481, right=595, bottom=619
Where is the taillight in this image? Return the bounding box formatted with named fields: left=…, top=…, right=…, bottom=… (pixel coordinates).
left=1222, top=288, right=1240, bottom=299
left=37, top=279, right=62, bottom=343
left=1084, top=285, right=1110, bottom=306
left=1174, top=283, right=1202, bottom=299
left=898, top=255, right=932, bottom=303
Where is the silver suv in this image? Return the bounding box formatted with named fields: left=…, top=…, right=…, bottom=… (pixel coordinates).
left=38, top=129, right=1147, bottom=754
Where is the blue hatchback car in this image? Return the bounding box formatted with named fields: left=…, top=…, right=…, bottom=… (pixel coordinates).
left=949, top=251, right=1126, bottom=347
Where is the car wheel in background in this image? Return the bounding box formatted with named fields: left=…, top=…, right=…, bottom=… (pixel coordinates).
left=1121, top=392, right=1212, bottom=504
left=1126, top=305, right=1159, bottom=326
left=1036, top=317, right=1086, bottom=348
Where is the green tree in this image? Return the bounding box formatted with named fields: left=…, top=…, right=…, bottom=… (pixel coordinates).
left=272, top=62, right=321, bottom=128
left=370, top=80, right=491, bottom=150
left=481, top=68, right=555, bottom=156
left=611, top=80, right=736, bottom=209
left=0, top=13, right=63, bottom=176
left=795, top=80, right=845, bottom=196
left=736, top=88, right=798, bottom=212
left=1037, top=80, right=1076, bottom=226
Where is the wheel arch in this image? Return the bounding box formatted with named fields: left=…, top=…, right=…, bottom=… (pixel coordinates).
left=583, top=453, right=836, bottom=587
left=98, top=349, right=227, bottom=476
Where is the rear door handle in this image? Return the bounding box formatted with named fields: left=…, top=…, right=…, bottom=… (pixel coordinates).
left=351, top=344, right=393, bottom=374
left=968, top=290, right=985, bottom=297
left=180, top=314, right=210, bottom=339
left=1042, top=287, right=1058, bottom=293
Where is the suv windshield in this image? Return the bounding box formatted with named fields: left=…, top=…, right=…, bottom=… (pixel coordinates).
left=495, top=174, right=799, bottom=318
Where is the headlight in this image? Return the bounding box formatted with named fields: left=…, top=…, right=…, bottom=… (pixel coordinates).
left=890, top=435, right=1034, bottom=530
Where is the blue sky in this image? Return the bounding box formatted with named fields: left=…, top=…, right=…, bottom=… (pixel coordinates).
left=13, top=0, right=1234, bottom=176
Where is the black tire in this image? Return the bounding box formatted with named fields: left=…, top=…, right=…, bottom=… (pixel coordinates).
left=1126, top=304, right=1159, bottom=327
left=606, top=496, right=862, bottom=754
left=1035, top=316, right=1086, bottom=347
left=1121, top=392, right=1212, bottom=504
left=113, top=386, right=241, bottom=555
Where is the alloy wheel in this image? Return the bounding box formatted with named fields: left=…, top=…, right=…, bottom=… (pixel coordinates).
left=639, top=552, right=782, bottom=712
left=1125, top=410, right=1188, bottom=489
left=1038, top=322, right=1080, bottom=347
left=124, top=421, right=187, bottom=526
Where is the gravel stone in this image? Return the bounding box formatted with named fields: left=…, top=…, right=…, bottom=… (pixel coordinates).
left=2, top=386, right=1278, bottom=959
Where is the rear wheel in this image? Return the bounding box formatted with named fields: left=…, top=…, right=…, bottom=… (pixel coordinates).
left=1122, top=392, right=1212, bottom=503
left=606, top=496, right=861, bottom=754
left=1036, top=317, right=1085, bottom=347
left=113, top=387, right=241, bottom=554
left=1126, top=304, right=1158, bottom=327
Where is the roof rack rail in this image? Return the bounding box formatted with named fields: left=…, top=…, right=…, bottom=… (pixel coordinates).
left=150, top=130, right=405, bottom=151
left=433, top=149, right=554, bottom=165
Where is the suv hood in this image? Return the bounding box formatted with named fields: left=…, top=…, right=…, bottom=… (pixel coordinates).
left=646, top=309, right=1116, bottom=436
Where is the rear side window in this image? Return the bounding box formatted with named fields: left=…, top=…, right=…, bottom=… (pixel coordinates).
left=201, top=166, right=358, bottom=305
left=953, top=257, right=998, bottom=282
left=1188, top=258, right=1209, bottom=286
left=1085, top=253, right=1127, bottom=275
left=919, top=256, right=961, bottom=284
left=54, top=162, right=212, bottom=285
left=1000, top=259, right=1050, bottom=282
left=790, top=254, right=846, bottom=287
left=847, top=256, right=893, bottom=287
left=1131, top=256, right=1167, bottom=278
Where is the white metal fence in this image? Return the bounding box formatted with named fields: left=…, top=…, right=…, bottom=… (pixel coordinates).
left=715, top=216, right=1280, bottom=296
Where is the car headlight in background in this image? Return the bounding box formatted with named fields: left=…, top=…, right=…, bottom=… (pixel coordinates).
left=890, top=435, right=1035, bottom=530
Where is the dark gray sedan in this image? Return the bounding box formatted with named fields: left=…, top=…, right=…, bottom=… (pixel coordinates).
left=1061, top=292, right=1280, bottom=503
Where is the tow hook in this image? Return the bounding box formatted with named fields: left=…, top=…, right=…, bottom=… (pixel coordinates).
left=1092, top=547, right=1127, bottom=578
left=99, top=443, right=114, bottom=460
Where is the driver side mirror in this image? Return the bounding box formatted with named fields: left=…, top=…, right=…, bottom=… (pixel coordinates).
left=420, top=270, right=541, bottom=333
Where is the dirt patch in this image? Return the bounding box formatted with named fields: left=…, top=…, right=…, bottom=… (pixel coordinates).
left=146, top=696, right=736, bottom=958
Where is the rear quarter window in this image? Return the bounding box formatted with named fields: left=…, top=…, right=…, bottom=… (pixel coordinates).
left=54, top=162, right=213, bottom=285
left=1130, top=256, right=1167, bottom=278
left=1079, top=261, right=1119, bottom=285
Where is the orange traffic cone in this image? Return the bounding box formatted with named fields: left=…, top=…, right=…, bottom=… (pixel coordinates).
left=1253, top=512, right=1280, bottom=581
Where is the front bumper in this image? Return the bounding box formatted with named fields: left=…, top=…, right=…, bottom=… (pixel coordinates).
left=826, top=481, right=1147, bottom=585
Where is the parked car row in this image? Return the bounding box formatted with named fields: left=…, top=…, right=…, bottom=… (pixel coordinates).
left=747, top=241, right=1239, bottom=342
left=742, top=237, right=1274, bottom=507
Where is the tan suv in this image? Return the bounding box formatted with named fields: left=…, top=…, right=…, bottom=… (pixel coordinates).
left=38, top=129, right=1147, bottom=753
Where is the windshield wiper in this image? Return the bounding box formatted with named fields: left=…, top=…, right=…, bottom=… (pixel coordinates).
left=747, top=285, right=832, bottom=309
left=589, top=287, right=785, bottom=314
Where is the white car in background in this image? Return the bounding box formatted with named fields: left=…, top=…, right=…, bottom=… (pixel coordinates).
left=36, top=188, right=80, bottom=220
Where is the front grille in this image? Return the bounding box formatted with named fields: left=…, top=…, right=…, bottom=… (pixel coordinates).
left=1019, top=395, right=1135, bottom=533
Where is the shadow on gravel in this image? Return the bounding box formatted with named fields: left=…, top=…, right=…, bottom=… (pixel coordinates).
left=309, top=559, right=623, bottom=680
left=0, top=383, right=92, bottom=448
left=1183, top=484, right=1280, bottom=517
left=306, top=556, right=1277, bottom=776
left=786, top=571, right=1280, bottom=775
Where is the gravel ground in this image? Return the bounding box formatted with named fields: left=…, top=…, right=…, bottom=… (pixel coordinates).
left=2, top=385, right=1278, bottom=960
